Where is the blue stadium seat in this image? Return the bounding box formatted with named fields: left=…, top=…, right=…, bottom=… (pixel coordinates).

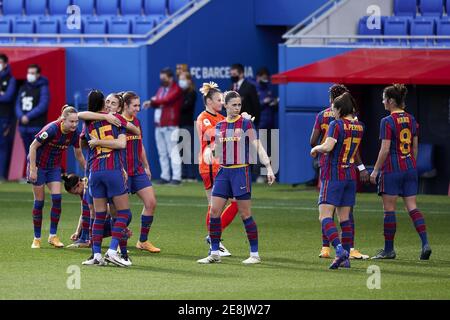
left=73, top=0, right=95, bottom=15
left=121, top=0, right=143, bottom=15
left=410, top=17, right=436, bottom=46
left=59, top=16, right=83, bottom=44
left=144, top=0, right=167, bottom=15
left=420, top=0, right=444, bottom=16
left=447, top=0, right=450, bottom=14
left=394, top=0, right=417, bottom=17
left=383, top=17, right=410, bottom=45
left=12, top=17, right=35, bottom=43
left=25, top=0, right=47, bottom=15
left=49, top=0, right=71, bottom=15
left=36, top=18, right=59, bottom=43
left=3, top=0, right=24, bottom=16
left=108, top=17, right=131, bottom=44
left=168, top=0, right=189, bottom=14
left=436, top=18, right=450, bottom=45
left=0, top=18, right=12, bottom=43
left=357, top=16, right=387, bottom=44
left=84, top=17, right=107, bottom=44
left=132, top=16, right=156, bottom=33
left=96, top=0, right=119, bottom=15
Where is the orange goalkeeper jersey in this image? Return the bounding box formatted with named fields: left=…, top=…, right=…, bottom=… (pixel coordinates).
left=196, top=110, right=225, bottom=174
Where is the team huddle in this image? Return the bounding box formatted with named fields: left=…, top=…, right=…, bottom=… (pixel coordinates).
left=24, top=80, right=431, bottom=270
left=26, top=82, right=274, bottom=267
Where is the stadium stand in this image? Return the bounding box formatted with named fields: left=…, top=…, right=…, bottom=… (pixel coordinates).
left=12, top=17, right=35, bottom=43
left=36, top=17, right=60, bottom=43
left=169, top=0, right=190, bottom=14
left=410, top=17, right=436, bottom=46
left=121, top=0, right=144, bottom=16
left=2, top=0, right=24, bottom=16
left=96, top=0, right=119, bottom=16
left=25, top=0, right=47, bottom=15
left=394, top=0, right=418, bottom=17
left=48, top=0, right=71, bottom=16
left=72, top=0, right=95, bottom=15
left=436, top=17, right=450, bottom=45
left=420, top=0, right=445, bottom=17
left=383, top=16, right=410, bottom=45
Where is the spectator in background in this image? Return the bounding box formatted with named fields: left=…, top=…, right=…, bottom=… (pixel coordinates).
left=0, top=53, right=17, bottom=181
left=178, top=71, right=197, bottom=182
left=230, top=63, right=260, bottom=127
left=143, top=67, right=183, bottom=185
left=15, top=64, right=49, bottom=157
left=254, top=67, right=278, bottom=183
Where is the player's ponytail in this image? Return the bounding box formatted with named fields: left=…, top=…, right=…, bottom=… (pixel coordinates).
left=329, top=84, right=349, bottom=101
left=61, top=173, right=80, bottom=193
left=200, top=82, right=221, bottom=106
left=384, top=84, right=408, bottom=109
left=333, top=92, right=356, bottom=118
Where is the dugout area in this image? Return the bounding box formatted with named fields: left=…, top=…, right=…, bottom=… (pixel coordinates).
left=273, top=48, right=450, bottom=194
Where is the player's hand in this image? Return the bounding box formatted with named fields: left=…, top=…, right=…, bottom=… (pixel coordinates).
left=359, top=169, right=370, bottom=183
left=241, top=112, right=255, bottom=122
left=310, top=147, right=318, bottom=158
left=88, top=138, right=98, bottom=149
left=145, top=167, right=152, bottom=180
left=28, top=168, right=37, bottom=183
left=203, top=147, right=213, bottom=165
left=122, top=169, right=128, bottom=182
left=105, top=113, right=121, bottom=127
left=370, top=170, right=378, bottom=185
left=266, top=167, right=275, bottom=186
left=70, top=232, right=79, bottom=241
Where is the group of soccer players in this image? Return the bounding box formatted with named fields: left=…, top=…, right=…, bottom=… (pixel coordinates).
left=311, top=83, right=432, bottom=269
left=25, top=80, right=431, bottom=270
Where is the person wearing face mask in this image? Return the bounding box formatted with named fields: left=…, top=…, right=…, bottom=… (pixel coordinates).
left=178, top=71, right=197, bottom=182
left=0, top=53, right=17, bottom=181
left=15, top=64, right=50, bottom=157
left=229, top=63, right=260, bottom=127
left=255, top=68, right=278, bottom=131
left=143, top=67, right=183, bottom=185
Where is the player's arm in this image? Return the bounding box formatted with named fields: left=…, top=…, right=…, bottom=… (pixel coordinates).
left=355, top=151, right=369, bottom=183
left=412, top=136, right=418, bottom=159
left=88, top=134, right=126, bottom=150
left=310, top=128, right=321, bottom=148
left=28, top=139, right=43, bottom=183
left=73, top=147, right=86, bottom=170
left=310, top=137, right=336, bottom=157
left=78, top=111, right=122, bottom=127
left=370, top=139, right=391, bottom=184
left=250, top=138, right=275, bottom=185
left=125, top=122, right=141, bottom=136
left=70, top=214, right=83, bottom=241
left=141, top=146, right=152, bottom=179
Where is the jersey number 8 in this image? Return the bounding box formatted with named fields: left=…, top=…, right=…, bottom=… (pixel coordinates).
left=399, top=128, right=412, bottom=155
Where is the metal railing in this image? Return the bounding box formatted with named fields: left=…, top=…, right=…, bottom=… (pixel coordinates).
left=0, top=0, right=210, bottom=47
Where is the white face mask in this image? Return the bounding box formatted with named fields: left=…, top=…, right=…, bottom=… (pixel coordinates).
left=178, top=79, right=189, bottom=90
left=0, top=64, right=3, bottom=72
left=27, top=73, right=37, bottom=83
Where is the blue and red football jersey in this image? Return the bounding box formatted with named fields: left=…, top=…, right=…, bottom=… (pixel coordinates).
left=123, top=116, right=145, bottom=176
left=34, top=120, right=80, bottom=169
left=379, top=111, right=418, bottom=173
left=85, top=114, right=126, bottom=172
left=215, top=116, right=258, bottom=166
left=321, top=118, right=365, bottom=181
left=313, top=107, right=335, bottom=167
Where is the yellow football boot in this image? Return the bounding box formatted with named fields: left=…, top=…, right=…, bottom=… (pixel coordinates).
left=350, top=248, right=369, bottom=260
left=319, top=246, right=332, bottom=259
left=31, top=239, right=41, bottom=249
left=48, top=235, right=64, bottom=248
left=136, top=241, right=161, bottom=253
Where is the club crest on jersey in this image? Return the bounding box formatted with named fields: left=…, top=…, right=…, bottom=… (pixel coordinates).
left=203, top=119, right=211, bottom=127
left=39, top=132, right=48, bottom=140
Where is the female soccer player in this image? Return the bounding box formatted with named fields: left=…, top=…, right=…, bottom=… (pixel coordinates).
left=197, top=91, right=275, bottom=265
left=196, top=82, right=239, bottom=257
left=81, top=90, right=132, bottom=267
left=310, top=84, right=369, bottom=260
left=94, top=91, right=160, bottom=253
left=370, top=84, right=431, bottom=260
left=310, top=92, right=364, bottom=269
left=28, top=105, right=86, bottom=249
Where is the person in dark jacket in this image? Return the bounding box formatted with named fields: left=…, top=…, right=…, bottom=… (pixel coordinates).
left=0, top=53, right=17, bottom=180
left=229, top=63, right=260, bottom=127
left=178, top=71, right=197, bottom=181
left=15, top=64, right=50, bottom=156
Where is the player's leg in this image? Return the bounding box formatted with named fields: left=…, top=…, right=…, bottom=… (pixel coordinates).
left=155, top=127, right=170, bottom=183
left=135, top=184, right=160, bottom=253
left=318, top=180, right=331, bottom=258
left=83, top=197, right=108, bottom=266
left=46, top=179, right=64, bottom=248
left=31, top=184, right=45, bottom=248
left=403, top=195, right=432, bottom=260
left=372, top=194, right=397, bottom=259
left=237, top=197, right=261, bottom=264
left=320, top=204, right=348, bottom=269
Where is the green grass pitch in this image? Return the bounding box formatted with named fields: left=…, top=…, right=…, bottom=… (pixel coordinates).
left=0, top=182, right=449, bottom=299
